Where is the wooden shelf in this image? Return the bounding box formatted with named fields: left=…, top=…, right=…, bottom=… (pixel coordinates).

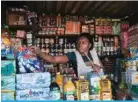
left=100, top=54, right=124, bottom=59
left=97, top=34, right=120, bottom=37
left=35, top=34, right=79, bottom=38
left=8, top=25, right=32, bottom=31
left=8, top=10, right=26, bottom=15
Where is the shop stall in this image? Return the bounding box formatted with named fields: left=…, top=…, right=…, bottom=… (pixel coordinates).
left=1, top=1, right=138, bottom=101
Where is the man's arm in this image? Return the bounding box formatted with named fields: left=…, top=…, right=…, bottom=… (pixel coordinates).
left=30, top=46, right=69, bottom=64
left=39, top=52, right=69, bottom=64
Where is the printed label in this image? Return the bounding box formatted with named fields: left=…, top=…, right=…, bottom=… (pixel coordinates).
left=80, top=92, right=89, bottom=100
left=64, top=92, right=75, bottom=100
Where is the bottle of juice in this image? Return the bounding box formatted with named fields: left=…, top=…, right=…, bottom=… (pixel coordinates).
left=49, top=77, right=61, bottom=100
left=55, top=72, right=63, bottom=94
left=63, top=77, right=75, bottom=100
left=78, top=76, right=89, bottom=100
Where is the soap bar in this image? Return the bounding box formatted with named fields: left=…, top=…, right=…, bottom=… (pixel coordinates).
left=16, top=72, right=51, bottom=89
left=1, top=91, right=15, bottom=100
left=1, top=76, right=15, bottom=91
left=16, top=88, right=50, bottom=100
left=1, top=60, right=16, bottom=76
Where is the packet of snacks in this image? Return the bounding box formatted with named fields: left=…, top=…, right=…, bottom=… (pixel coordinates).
left=1, top=34, right=15, bottom=59
left=16, top=46, right=45, bottom=73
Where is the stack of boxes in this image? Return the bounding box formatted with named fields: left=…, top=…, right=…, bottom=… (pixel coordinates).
left=1, top=60, right=16, bottom=100
left=16, top=72, right=51, bottom=100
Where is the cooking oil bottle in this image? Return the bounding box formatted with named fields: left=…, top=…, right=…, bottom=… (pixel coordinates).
left=100, top=78, right=112, bottom=100
left=77, top=76, right=89, bottom=100
left=63, top=77, right=75, bottom=100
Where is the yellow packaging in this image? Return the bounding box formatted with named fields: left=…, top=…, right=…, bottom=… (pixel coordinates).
left=90, top=94, right=100, bottom=100
left=55, top=72, right=63, bottom=93
left=100, top=79, right=112, bottom=100
left=77, top=76, right=89, bottom=100
left=1, top=90, right=15, bottom=100
left=101, top=91, right=112, bottom=100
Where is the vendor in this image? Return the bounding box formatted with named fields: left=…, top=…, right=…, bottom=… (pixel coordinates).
left=30, top=34, right=104, bottom=79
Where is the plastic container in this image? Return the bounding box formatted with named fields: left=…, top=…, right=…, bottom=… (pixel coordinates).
left=63, top=77, right=75, bottom=100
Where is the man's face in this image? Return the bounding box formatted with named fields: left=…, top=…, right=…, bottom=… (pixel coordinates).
left=77, top=37, right=90, bottom=54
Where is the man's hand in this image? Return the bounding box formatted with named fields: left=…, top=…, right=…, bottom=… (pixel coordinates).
left=29, top=46, right=41, bottom=56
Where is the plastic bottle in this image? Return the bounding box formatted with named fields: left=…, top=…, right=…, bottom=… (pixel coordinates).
left=55, top=72, right=63, bottom=94
left=49, top=77, right=60, bottom=100
left=63, top=77, right=75, bottom=100
left=77, top=76, right=89, bottom=100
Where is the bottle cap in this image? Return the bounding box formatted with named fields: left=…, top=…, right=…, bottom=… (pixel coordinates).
left=56, top=72, right=60, bottom=75
left=80, top=76, right=84, bottom=79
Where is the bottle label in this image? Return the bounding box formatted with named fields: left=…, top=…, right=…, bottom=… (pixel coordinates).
left=64, top=92, right=75, bottom=100
left=80, top=92, right=89, bottom=100
left=50, top=90, right=60, bottom=100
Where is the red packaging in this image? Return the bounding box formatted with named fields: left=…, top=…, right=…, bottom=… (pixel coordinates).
left=16, top=30, right=26, bottom=38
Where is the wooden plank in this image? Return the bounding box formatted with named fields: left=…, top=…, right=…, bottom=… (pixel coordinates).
left=102, top=1, right=126, bottom=17
left=56, top=1, right=63, bottom=13
left=65, top=1, right=76, bottom=14
left=96, top=1, right=113, bottom=13
left=87, top=1, right=105, bottom=16
left=59, top=1, right=67, bottom=15
left=71, top=1, right=85, bottom=14
left=79, top=1, right=94, bottom=14
left=109, top=2, right=128, bottom=17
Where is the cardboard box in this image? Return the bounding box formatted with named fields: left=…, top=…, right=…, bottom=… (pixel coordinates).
left=1, top=60, right=16, bottom=76
left=1, top=75, right=15, bottom=91
left=1, top=91, right=15, bottom=100
left=16, top=72, right=51, bottom=90
left=16, top=88, right=50, bottom=100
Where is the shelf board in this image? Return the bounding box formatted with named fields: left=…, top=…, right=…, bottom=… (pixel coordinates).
left=8, top=25, right=32, bottom=31
left=97, top=34, right=120, bottom=37
left=35, top=34, right=79, bottom=38
left=8, top=10, right=26, bottom=15
left=99, top=54, right=124, bottom=59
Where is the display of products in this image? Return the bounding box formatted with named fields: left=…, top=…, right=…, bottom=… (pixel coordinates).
left=16, top=72, right=51, bottom=90
left=128, top=24, right=138, bottom=47
left=65, top=21, right=80, bottom=34
left=35, top=38, right=76, bottom=56
left=95, top=19, right=112, bottom=35
left=2, top=4, right=138, bottom=101
left=93, top=34, right=121, bottom=57
left=77, top=76, right=89, bottom=100
left=63, top=77, right=75, bottom=100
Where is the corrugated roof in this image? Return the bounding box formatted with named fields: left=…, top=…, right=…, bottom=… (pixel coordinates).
left=2, top=1, right=138, bottom=18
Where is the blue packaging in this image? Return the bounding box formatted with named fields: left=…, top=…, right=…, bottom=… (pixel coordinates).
left=1, top=60, right=16, bottom=76
left=16, top=46, right=45, bottom=73
left=16, top=88, right=50, bottom=100
left=16, top=72, right=51, bottom=90
left=1, top=76, right=16, bottom=91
